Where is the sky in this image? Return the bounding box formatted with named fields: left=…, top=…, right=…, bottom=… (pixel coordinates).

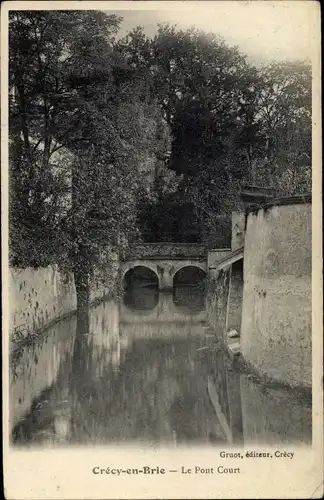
left=105, top=1, right=318, bottom=66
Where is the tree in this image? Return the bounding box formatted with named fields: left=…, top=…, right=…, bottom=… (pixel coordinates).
left=9, top=11, right=171, bottom=276
left=254, top=60, right=312, bottom=193
left=120, top=26, right=312, bottom=241
left=118, top=24, right=262, bottom=240
left=9, top=11, right=122, bottom=266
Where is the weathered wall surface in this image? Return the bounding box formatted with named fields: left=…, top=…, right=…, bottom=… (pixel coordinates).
left=231, top=211, right=245, bottom=251
left=206, top=213, right=242, bottom=340
left=226, top=260, right=244, bottom=332
left=123, top=243, right=206, bottom=260
left=241, top=201, right=312, bottom=388
left=207, top=249, right=231, bottom=268
left=9, top=266, right=77, bottom=340
left=9, top=255, right=120, bottom=341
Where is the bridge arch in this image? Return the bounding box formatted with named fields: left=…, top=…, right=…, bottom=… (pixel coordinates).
left=122, top=263, right=159, bottom=288
left=172, top=265, right=207, bottom=287
left=120, top=246, right=208, bottom=290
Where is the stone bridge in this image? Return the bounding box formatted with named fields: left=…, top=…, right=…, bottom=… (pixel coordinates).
left=121, top=243, right=207, bottom=290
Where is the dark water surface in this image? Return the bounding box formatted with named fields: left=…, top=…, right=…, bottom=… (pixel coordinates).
left=10, top=285, right=312, bottom=448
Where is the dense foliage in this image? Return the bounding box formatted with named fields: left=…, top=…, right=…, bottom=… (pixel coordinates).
left=118, top=24, right=311, bottom=242
left=9, top=12, right=312, bottom=268
left=9, top=11, right=171, bottom=270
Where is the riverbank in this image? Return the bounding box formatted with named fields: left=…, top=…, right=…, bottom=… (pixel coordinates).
left=9, top=257, right=120, bottom=353
left=206, top=195, right=312, bottom=391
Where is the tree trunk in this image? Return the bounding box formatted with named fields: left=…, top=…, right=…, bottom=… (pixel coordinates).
left=71, top=158, right=91, bottom=310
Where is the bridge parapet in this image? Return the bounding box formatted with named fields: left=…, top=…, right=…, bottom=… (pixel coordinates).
left=122, top=243, right=206, bottom=261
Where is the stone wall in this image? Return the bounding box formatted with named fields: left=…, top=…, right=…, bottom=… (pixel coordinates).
left=225, top=260, right=244, bottom=333
left=231, top=211, right=245, bottom=251
left=9, top=266, right=77, bottom=340
left=123, top=243, right=206, bottom=260
left=9, top=255, right=119, bottom=342
left=207, top=249, right=231, bottom=269
left=240, top=199, right=312, bottom=388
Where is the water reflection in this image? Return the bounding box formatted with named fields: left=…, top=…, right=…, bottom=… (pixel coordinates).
left=10, top=284, right=311, bottom=448
left=173, top=286, right=206, bottom=313
left=124, top=285, right=159, bottom=311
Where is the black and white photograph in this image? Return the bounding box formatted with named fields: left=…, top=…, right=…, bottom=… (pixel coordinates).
left=2, top=1, right=322, bottom=498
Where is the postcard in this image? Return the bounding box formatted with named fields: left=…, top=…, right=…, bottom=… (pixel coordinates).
left=2, top=1, right=323, bottom=498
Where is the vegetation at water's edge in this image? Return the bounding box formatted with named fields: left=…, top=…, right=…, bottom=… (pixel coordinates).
left=9, top=11, right=311, bottom=275
left=10, top=326, right=41, bottom=380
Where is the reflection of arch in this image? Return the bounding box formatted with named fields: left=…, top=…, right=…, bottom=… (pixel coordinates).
left=173, top=265, right=207, bottom=287
left=123, top=265, right=159, bottom=289
left=123, top=286, right=159, bottom=313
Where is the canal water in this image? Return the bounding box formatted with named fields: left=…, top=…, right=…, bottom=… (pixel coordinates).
left=10, top=284, right=312, bottom=448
